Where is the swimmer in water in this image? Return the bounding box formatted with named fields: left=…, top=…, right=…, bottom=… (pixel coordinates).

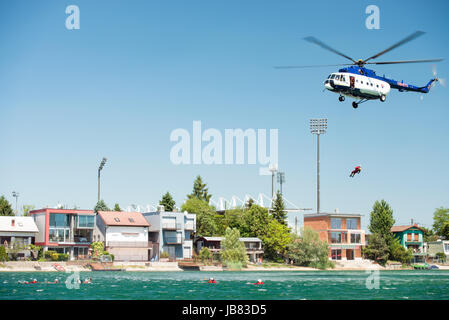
left=30, top=279, right=37, bottom=284
left=53, top=279, right=59, bottom=284
left=253, top=279, right=263, bottom=285
left=207, top=277, right=216, bottom=284
left=83, top=278, right=92, bottom=284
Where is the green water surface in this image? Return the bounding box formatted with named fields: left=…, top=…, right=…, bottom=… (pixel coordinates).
left=1, top=270, right=449, bottom=300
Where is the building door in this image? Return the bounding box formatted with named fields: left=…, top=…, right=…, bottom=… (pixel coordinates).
left=346, top=249, right=354, bottom=260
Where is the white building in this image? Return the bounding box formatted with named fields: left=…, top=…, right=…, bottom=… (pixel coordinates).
left=142, top=207, right=196, bottom=261
left=0, top=216, right=39, bottom=259
left=94, top=211, right=150, bottom=261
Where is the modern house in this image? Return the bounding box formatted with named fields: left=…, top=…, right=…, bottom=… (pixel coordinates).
left=391, top=224, right=426, bottom=263
left=304, top=212, right=365, bottom=260
left=0, top=216, right=39, bottom=260
left=142, top=207, right=196, bottom=261
left=94, top=211, right=150, bottom=262
left=30, top=208, right=95, bottom=260
left=195, top=236, right=264, bottom=263
left=426, top=240, right=449, bottom=261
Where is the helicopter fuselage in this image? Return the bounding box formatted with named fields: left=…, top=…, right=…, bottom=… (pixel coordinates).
left=324, top=66, right=436, bottom=104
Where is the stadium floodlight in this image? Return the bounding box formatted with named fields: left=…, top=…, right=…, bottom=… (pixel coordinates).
left=12, top=191, right=19, bottom=215
left=310, top=119, right=327, bottom=213
left=277, top=172, right=285, bottom=195
left=98, top=157, right=107, bottom=202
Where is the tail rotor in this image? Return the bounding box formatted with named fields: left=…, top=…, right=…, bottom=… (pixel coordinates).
left=432, top=64, right=446, bottom=87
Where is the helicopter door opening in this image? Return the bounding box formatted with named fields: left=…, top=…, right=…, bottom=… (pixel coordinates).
left=350, top=76, right=355, bottom=89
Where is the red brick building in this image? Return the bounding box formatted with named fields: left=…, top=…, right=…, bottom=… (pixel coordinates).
left=304, top=212, right=365, bottom=260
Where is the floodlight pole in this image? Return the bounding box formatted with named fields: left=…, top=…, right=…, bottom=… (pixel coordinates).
left=310, top=119, right=327, bottom=214
left=12, top=191, right=19, bottom=215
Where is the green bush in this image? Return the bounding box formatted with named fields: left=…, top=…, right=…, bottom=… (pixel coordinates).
left=160, top=251, right=171, bottom=259
left=57, top=253, right=69, bottom=261
left=44, top=250, right=56, bottom=259
left=0, top=246, right=8, bottom=262
left=199, top=247, right=211, bottom=264
left=50, top=252, right=59, bottom=261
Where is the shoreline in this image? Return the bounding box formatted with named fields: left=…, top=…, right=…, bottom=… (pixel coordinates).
left=2, top=261, right=447, bottom=272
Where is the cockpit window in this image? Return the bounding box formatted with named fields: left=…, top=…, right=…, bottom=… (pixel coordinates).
left=327, top=75, right=332, bottom=79
left=330, top=74, right=335, bottom=79
left=335, top=75, right=340, bottom=80
left=340, top=76, right=345, bottom=82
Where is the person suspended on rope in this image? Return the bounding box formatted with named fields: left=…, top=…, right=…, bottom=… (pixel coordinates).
left=349, top=166, right=362, bottom=177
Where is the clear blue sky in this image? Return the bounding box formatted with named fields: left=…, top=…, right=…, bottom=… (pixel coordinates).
left=1, top=0, right=448, bottom=230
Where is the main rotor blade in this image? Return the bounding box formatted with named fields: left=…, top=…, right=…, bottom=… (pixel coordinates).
left=363, top=31, right=426, bottom=63
left=364, top=58, right=443, bottom=65
left=274, top=63, right=353, bottom=69
left=304, top=36, right=356, bottom=63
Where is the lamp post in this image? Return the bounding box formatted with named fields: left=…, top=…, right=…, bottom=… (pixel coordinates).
left=277, top=172, right=285, bottom=195
left=98, top=157, right=107, bottom=202
left=268, top=163, right=278, bottom=203
left=12, top=191, right=19, bottom=215
left=310, top=118, right=327, bottom=214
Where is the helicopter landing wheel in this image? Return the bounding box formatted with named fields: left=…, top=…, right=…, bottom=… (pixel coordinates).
left=380, top=95, right=386, bottom=102
left=352, top=102, right=358, bottom=109
left=339, top=95, right=345, bottom=102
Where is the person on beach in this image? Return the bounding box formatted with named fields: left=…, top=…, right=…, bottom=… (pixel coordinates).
left=253, top=279, right=263, bottom=285
left=207, top=277, right=216, bottom=284
left=349, top=166, right=362, bottom=177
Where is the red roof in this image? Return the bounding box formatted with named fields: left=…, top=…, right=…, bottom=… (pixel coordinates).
left=391, top=224, right=422, bottom=233
left=98, top=211, right=150, bottom=227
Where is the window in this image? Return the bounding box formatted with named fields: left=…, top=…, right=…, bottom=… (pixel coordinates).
left=330, top=74, right=336, bottom=79
left=78, top=215, right=94, bottom=228
left=335, top=75, right=340, bottom=80
left=327, top=74, right=332, bottom=79
left=350, top=233, right=361, bottom=244
left=331, top=232, right=343, bottom=243
left=376, top=85, right=379, bottom=88
left=331, top=249, right=342, bottom=260
left=114, top=217, right=120, bottom=222
left=331, top=218, right=342, bottom=229
left=128, top=218, right=135, bottom=223
left=361, top=81, right=363, bottom=84
left=407, top=233, right=412, bottom=241
left=341, top=76, right=345, bottom=82
left=346, top=218, right=358, bottom=230
left=414, top=233, right=419, bottom=241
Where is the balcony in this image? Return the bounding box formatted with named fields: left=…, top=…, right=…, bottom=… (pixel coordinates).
left=162, top=223, right=182, bottom=230
left=165, top=237, right=184, bottom=244
left=184, top=223, right=195, bottom=231
left=106, top=241, right=154, bottom=248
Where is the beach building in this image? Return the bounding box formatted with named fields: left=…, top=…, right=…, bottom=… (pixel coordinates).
left=30, top=208, right=95, bottom=260
left=0, top=216, right=39, bottom=260
left=94, top=211, right=150, bottom=262
left=195, top=236, right=264, bottom=263
left=426, top=240, right=449, bottom=261
left=304, top=212, right=365, bottom=260
left=391, top=224, right=426, bottom=263
left=142, top=206, right=196, bottom=261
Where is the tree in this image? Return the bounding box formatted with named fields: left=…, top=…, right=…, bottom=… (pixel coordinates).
left=368, top=200, right=395, bottom=245
left=187, top=175, right=212, bottom=202
left=113, top=203, right=122, bottom=212
left=245, top=198, right=255, bottom=209
left=440, top=222, right=449, bottom=240
left=271, top=190, right=287, bottom=225
left=22, top=205, right=35, bottom=216
left=220, top=227, right=248, bottom=268
left=363, top=233, right=390, bottom=266
left=0, top=246, right=8, bottom=262
left=0, top=196, right=14, bottom=216
left=241, top=205, right=272, bottom=238
left=286, top=227, right=331, bottom=269
left=181, top=198, right=218, bottom=236
left=159, top=192, right=176, bottom=212
left=389, top=237, right=412, bottom=265
left=432, top=207, right=449, bottom=238
left=261, top=219, right=291, bottom=261
left=421, top=227, right=439, bottom=243
left=91, top=241, right=105, bottom=259
left=94, top=200, right=110, bottom=213
left=198, top=247, right=212, bottom=264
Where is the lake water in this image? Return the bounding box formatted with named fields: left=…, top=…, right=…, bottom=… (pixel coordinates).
left=1, top=270, right=449, bottom=300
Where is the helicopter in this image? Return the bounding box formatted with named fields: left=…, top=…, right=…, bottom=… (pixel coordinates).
left=276, top=31, right=444, bottom=108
